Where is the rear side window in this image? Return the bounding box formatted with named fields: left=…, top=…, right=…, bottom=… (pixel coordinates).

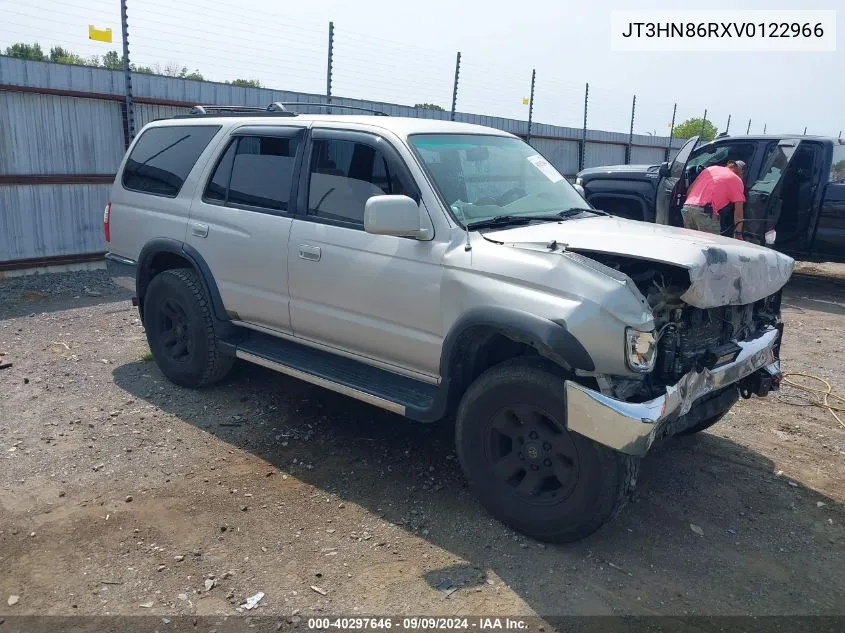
left=122, top=125, right=219, bottom=197
left=204, top=134, right=299, bottom=212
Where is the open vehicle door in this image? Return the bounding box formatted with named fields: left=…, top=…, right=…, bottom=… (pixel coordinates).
left=655, top=135, right=699, bottom=225
left=743, top=138, right=802, bottom=245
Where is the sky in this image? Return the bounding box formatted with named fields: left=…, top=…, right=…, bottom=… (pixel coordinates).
left=1, top=0, right=841, bottom=138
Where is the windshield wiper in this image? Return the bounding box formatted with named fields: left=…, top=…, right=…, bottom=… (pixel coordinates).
left=465, top=214, right=562, bottom=230
left=557, top=207, right=608, bottom=218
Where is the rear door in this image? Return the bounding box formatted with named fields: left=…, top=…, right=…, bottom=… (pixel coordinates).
left=809, top=143, right=845, bottom=258
left=655, top=135, right=699, bottom=225
left=186, top=124, right=306, bottom=332
left=744, top=139, right=802, bottom=245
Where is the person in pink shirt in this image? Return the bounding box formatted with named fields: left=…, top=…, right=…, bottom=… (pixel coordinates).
left=681, top=160, right=746, bottom=239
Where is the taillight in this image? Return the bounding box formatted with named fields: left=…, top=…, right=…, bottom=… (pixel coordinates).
left=103, top=202, right=111, bottom=242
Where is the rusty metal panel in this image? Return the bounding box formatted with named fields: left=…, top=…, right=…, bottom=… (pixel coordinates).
left=0, top=184, right=110, bottom=261
left=0, top=56, right=123, bottom=95
left=584, top=142, right=626, bottom=168
left=0, top=91, right=124, bottom=175
left=134, top=103, right=191, bottom=129
left=631, top=146, right=668, bottom=165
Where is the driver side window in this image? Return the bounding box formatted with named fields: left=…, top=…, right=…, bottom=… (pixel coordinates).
left=307, top=139, right=404, bottom=226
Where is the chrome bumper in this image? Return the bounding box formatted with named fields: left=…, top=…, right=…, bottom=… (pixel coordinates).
left=565, top=328, right=781, bottom=457
left=105, top=252, right=137, bottom=293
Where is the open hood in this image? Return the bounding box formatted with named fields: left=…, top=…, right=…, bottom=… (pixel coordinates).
left=482, top=215, right=795, bottom=309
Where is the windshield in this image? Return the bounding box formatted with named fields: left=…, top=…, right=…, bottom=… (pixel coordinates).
left=408, top=134, right=592, bottom=226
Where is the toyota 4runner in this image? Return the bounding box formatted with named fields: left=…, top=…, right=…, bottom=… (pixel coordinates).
left=105, top=103, right=794, bottom=542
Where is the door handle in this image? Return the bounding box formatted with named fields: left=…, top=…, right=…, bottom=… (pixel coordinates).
left=190, top=222, right=209, bottom=238
left=298, top=245, right=321, bottom=262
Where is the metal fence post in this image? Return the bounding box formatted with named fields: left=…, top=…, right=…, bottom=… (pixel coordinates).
left=450, top=52, right=461, bottom=122
left=526, top=69, right=536, bottom=145
left=326, top=21, right=334, bottom=113
left=665, top=103, right=677, bottom=162
left=747, top=119, right=752, bottom=134
left=579, top=83, right=589, bottom=172
left=763, top=123, right=767, bottom=134
left=803, top=126, right=807, bottom=135
left=725, top=114, right=731, bottom=134
left=626, top=95, right=636, bottom=164
left=120, top=0, right=135, bottom=147
left=699, top=109, right=708, bottom=136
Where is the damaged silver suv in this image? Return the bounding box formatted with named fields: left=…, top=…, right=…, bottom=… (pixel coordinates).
left=105, top=104, right=793, bottom=542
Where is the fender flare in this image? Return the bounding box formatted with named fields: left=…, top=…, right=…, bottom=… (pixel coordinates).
left=137, top=238, right=228, bottom=322
left=440, top=306, right=595, bottom=378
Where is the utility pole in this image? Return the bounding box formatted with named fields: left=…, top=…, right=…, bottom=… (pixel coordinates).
left=526, top=69, right=536, bottom=145
left=450, top=52, right=461, bottom=122
left=325, top=21, right=334, bottom=113
left=120, top=0, right=135, bottom=146
left=626, top=95, right=636, bottom=164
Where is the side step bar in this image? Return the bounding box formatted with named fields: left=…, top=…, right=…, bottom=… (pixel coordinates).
left=222, top=331, right=442, bottom=421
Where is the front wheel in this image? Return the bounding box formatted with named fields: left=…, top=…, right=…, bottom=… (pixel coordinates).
left=455, top=358, right=638, bottom=543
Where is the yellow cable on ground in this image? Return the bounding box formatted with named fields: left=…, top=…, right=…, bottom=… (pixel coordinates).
left=778, top=372, right=845, bottom=429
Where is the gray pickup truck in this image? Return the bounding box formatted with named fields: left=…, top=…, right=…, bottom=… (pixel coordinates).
left=105, top=104, right=793, bottom=542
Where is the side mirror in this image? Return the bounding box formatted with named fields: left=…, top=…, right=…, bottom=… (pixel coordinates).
left=658, top=161, right=671, bottom=178
left=572, top=183, right=586, bottom=198
left=364, top=195, right=427, bottom=238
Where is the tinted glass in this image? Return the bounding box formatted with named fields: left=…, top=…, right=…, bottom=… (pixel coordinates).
left=123, top=125, right=219, bottom=197
left=307, top=139, right=400, bottom=224
left=831, top=144, right=845, bottom=183
left=227, top=135, right=298, bottom=211
left=204, top=140, right=237, bottom=203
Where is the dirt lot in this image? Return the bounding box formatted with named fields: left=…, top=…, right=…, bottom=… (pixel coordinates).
left=1, top=268, right=844, bottom=622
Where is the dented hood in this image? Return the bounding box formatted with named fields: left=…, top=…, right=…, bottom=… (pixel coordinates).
left=483, top=215, right=795, bottom=309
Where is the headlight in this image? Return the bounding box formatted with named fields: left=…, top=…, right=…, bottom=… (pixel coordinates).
left=575, top=177, right=583, bottom=186
left=625, top=328, right=657, bottom=373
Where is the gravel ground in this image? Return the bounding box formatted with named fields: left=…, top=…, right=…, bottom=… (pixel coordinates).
left=0, top=268, right=844, bottom=623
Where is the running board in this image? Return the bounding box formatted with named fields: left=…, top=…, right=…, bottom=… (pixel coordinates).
left=223, top=332, right=440, bottom=420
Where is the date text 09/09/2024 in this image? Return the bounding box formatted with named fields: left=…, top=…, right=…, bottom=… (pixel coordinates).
left=307, top=618, right=530, bottom=630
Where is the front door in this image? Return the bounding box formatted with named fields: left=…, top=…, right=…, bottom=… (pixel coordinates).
left=186, top=125, right=306, bottom=332
left=655, top=135, right=699, bottom=225
left=287, top=128, right=445, bottom=379
left=744, top=139, right=802, bottom=246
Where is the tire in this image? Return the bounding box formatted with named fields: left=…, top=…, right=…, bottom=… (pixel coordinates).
left=143, top=268, right=233, bottom=388
left=455, top=358, right=638, bottom=543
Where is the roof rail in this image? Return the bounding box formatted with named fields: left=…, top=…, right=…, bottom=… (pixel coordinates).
left=174, top=103, right=297, bottom=118
left=275, top=102, right=389, bottom=116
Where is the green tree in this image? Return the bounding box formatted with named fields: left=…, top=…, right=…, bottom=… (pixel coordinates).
left=228, top=78, right=262, bottom=88
left=415, top=103, right=445, bottom=111
left=49, top=46, right=87, bottom=65
left=672, top=117, right=718, bottom=141
left=102, top=50, right=123, bottom=69
left=4, top=42, right=46, bottom=61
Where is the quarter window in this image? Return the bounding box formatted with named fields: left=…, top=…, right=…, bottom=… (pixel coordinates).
left=122, top=125, right=219, bottom=197
left=307, top=139, right=404, bottom=225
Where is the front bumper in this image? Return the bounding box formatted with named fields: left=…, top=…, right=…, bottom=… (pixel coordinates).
left=105, top=252, right=137, bottom=293
left=565, top=327, right=781, bottom=457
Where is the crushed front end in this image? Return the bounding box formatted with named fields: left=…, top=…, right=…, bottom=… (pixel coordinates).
left=562, top=255, right=786, bottom=457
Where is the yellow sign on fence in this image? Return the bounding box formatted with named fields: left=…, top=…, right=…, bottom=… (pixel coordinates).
left=88, top=25, right=113, bottom=43
left=522, top=97, right=530, bottom=105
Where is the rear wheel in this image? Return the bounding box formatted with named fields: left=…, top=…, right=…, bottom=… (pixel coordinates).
left=143, top=268, right=233, bottom=388
left=455, top=358, right=638, bottom=543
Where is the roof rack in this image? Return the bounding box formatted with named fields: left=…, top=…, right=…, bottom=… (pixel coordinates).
left=275, top=102, right=389, bottom=116
left=174, top=103, right=297, bottom=118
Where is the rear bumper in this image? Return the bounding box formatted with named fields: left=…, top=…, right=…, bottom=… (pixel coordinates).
left=105, top=252, right=137, bottom=294
left=565, top=327, right=781, bottom=457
